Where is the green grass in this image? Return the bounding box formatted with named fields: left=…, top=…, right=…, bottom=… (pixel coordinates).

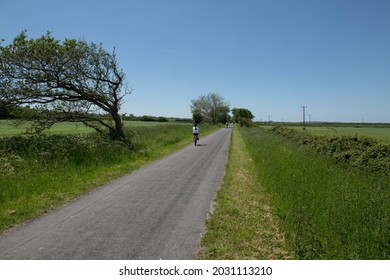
left=3, top=122, right=388, bottom=259
left=291, top=126, right=390, bottom=145
left=199, top=128, right=292, bottom=259
left=0, top=120, right=184, bottom=137
left=0, top=123, right=220, bottom=233
left=0, top=120, right=93, bottom=136
left=239, top=127, right=389, bottom=259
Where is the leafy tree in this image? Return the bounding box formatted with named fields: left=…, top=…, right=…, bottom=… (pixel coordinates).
left=218, top=111, right=231, bottom=124
left=0, top=31, right=130, bottom=139
left=192, top=109, right=203, bottom=124
left=190, top=93, right=229, bottom=125
left=232, top=108, right=254, bottom=127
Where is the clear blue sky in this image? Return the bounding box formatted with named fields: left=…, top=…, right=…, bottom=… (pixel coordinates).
left=1, top=0, right=389, bottom=122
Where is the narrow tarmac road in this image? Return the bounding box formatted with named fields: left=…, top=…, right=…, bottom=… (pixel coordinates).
left=0, top=128, right=231, bottom=259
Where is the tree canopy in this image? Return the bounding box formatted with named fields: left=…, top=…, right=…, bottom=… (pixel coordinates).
left=192, top=109, right=204, bottom=124
left=232, top=108, right=254, bottom=127
left=0, top=31, right=130, bottom=138
left=190, top=93, right=229, bottom=125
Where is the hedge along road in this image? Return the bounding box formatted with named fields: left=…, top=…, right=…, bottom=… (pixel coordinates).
left=0, top=128, right=231, bottom=259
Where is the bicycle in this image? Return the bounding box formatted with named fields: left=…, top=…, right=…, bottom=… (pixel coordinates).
left=193, top=134, right=199, bottom=146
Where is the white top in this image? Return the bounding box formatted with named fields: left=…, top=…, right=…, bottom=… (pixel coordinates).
left=192, top=126, right=199, bottom=134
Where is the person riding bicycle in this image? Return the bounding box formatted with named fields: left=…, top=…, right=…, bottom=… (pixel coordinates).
left=192, top=124, right=200, bottom=143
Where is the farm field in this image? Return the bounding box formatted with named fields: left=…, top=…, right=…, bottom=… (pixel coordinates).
left=0, top=120, right=181, bottom=137
left=296, top=126, right=390, bottom=145
left=261, top=124, right=390, bottom=144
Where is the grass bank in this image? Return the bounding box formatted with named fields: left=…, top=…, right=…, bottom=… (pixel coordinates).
left=0, top=124, right=219, bottom=233
left=199, top=128, right=292, bottom=259
left=240, top=127, right=389, bottom=259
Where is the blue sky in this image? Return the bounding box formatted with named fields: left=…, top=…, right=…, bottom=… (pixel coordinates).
left=1, top=0, right=389, bottom=122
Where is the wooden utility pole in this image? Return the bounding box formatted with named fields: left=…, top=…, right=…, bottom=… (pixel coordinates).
left=301, top=106, right=307, bottom=127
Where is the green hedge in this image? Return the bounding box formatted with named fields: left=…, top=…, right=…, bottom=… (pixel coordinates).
left=271, top=126, right=390, bottom=178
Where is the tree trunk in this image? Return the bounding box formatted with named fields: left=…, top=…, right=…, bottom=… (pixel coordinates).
left=112, top=112, right=125, bottom=139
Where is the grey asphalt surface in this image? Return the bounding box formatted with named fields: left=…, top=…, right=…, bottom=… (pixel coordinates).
left=0, top=128, right=231, bottom=259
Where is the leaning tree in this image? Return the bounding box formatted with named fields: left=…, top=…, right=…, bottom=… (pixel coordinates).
left=0, top=31, right=130, bottom=139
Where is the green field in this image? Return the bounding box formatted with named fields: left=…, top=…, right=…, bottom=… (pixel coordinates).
left=298, top=126, right=390, bottom=145
left=0, top=120, right=180, bottom=137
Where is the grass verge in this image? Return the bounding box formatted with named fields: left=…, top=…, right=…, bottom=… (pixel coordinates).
left=240, top=127, right=389, bottom=259
left=198, top=128, right=292, bottom=259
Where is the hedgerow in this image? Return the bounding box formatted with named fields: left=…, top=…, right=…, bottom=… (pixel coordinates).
left=271, top=126, right=390, bottom=177
left=0, top=133, right=132, bottom=170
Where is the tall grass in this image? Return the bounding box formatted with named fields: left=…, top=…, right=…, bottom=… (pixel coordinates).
left=0, top=124, right=219, bottom=233
left=240, top=127, right=389, bottom=259
left=199, top=129, right=292, bottom=259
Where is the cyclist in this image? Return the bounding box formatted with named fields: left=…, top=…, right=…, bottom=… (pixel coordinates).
left=192, top=124, right=200, bottom=145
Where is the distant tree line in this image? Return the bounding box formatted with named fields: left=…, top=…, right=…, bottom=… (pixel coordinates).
left=0, top=102, right=39, bottom=120
left=0, top=101, right=14, bottom=119
left=190, top=93, right=255, bottom=127
left=122, top=114, right=192, bottom=123
left=0, top=103, right=193, bottom=124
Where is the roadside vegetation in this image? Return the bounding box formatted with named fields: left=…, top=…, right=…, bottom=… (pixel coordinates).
left=0, top=123, right=219, bottom=233
left=200, top=125, right=389, bottom=259
left=238, top=126, right=389, bottom=259
left=262, top=124, right=390, bottom=145
left=199, top=128, right=292, bottom=259
left=271, top=126, right=390, bottom=178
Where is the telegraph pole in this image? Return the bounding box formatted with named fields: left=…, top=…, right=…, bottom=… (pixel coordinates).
left=301, top=106, right=307, bottom=127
